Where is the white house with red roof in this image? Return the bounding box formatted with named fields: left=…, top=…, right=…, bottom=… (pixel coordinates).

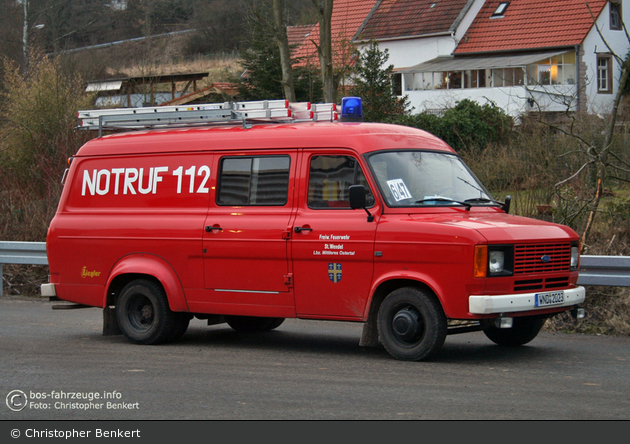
left=288, top=0, right=627, bottom=118
left=363, top=0, right=627, bottom=117
left=355, top=0, right=485, bottom=72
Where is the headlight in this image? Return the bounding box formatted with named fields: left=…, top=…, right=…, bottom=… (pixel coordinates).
left=474, top=245, right=514, bottom=277
left=570, top=241, right=580, bottom=270
left=487, top=245, right=513, bottom=276
left=489, top=250, right=505, bottom=274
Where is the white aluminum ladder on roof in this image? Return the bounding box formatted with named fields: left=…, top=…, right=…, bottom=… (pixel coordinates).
left=77, top=99, right=338, bottom=136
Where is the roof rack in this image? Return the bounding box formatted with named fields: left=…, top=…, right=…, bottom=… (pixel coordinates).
left=77, top=100, right=338, bottom=136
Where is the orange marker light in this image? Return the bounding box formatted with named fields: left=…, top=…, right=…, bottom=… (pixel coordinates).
left=474, top=245, right=488, bottom=278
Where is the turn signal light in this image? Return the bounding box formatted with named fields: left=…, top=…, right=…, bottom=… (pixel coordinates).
left=474, top=245, right=488, bottom=278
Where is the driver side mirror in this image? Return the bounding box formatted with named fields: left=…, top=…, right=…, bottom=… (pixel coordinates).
left=349, top=185, right=366, bottom=209
left=349, top=185, right=374, bottom=222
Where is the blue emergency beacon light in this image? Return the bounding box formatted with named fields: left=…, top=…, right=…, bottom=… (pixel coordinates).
left=340, top=97, right=363, bottom=122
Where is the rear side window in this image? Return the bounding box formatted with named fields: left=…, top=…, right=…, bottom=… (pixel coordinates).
left=217, top=156, right=290, bottom=206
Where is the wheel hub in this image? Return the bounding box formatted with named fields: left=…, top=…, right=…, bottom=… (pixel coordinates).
left=392, top=308, right=420, bottom=341
left=140, top=304, right=153, bottom=321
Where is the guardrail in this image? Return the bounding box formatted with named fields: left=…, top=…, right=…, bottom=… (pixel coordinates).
left=0, top=242, right=628, bottom=297
left=576, top=255, right=630, bottom=287
left=0, top=241, right=48, bottom=297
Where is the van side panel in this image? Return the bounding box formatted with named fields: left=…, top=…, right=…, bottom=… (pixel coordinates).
left=370, top=214, right=485, bottom=319
left=47, top=153, right=212, bottom=308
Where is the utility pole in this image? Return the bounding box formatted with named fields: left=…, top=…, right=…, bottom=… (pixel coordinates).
left=21, top=0, right=44, bottom=71
left=22, top=0, right=28, bottom=69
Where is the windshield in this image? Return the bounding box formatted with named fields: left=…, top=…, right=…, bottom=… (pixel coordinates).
left=367, top=151, right=495, bottom=208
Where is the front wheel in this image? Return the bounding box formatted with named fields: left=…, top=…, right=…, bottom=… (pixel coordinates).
left=116, top=279, right=182, bottom=345
left=483, top=316, right=546, bottom=347
left=377, top=287, right=447, bottom=361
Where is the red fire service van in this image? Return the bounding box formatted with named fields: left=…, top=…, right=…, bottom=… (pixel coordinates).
left=42, top=98, right=585, bottom=361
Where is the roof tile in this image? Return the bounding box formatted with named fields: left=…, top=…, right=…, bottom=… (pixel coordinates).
left=455, top=0, right=608, bottom=54
left=357, top=0, right=472, bottom=40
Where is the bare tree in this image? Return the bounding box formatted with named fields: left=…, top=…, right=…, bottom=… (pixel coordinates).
left=528, top=4, right=630, bottom=252
left=577, top=4, right=630, bottom=250
left=311, top=0, right=334, bottom=102
left=272, top=0, right=296, bottom=102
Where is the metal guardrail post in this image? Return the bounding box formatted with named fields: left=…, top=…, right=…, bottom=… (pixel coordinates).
left=0, top=241, right=48, bottom=297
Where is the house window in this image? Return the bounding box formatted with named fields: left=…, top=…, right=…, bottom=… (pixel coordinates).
left=445, top=71, right=462, bottom=89
left=610, top=1, right=622, bottom=30
left=493, top=67, right=524, bottom=87
left=392, top=73, right=402, bottom=96
left=492, top=2, right=509, bottom=17
left=597, top=55, right=613, bottom=94
left=464, top=70, right=487, bottom=88
left=532, top=53, right=576, bottom=86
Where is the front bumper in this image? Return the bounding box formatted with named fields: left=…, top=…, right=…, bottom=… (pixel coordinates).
left=469, top=286, right=585, bottom=314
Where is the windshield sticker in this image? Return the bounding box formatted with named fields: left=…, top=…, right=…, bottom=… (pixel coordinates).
left=387, top=179, right=412, bottom=201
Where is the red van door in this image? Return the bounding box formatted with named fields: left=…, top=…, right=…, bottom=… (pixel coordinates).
left=203, top=153, right=296, bottom=298
left=291, top=152, right=379, bottom=319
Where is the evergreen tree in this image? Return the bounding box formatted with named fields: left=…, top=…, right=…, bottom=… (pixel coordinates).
left=236, top=9, right=322, bottom=102
left=236, top=16, right=285, bottom=101
left=350, top=41, right=410, bottom=122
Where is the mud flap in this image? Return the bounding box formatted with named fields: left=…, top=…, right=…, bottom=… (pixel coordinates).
left=359, top=316, right=379, bottom=347
left=103, top=306, right=122, bottom=336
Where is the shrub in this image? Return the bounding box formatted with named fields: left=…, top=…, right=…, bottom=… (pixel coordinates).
left=0, top=53, right=94, bottom=241
left=393, top=99, right=513, bottom=153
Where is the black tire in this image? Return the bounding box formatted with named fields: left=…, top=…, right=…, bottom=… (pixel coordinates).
left=377, top=287, right=447, bottom=361
left=483, top=316, right=546, bottom=347
left=116, top=279, right=181, bottom=345
left=225, top=316, right=285, bottom=333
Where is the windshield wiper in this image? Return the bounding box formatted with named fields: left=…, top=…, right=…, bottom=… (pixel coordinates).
left=464, top=197, right=511, bottom=213
left=464, top=197, right=500, bottom=205
left=415, top=197, right=471, bottom=211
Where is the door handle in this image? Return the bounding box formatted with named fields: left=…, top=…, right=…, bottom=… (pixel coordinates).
left=205, top=226, right=223, bottom=232
left=294, top=226, right=313, bottom=233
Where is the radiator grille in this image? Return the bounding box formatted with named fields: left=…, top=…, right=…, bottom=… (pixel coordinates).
left=514, top=276, right=570, bottom=292
left=514, top=243, right=571, bottom=275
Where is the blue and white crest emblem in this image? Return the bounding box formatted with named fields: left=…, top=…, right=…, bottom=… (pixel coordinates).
left=328, top=263, right=342, bottom=283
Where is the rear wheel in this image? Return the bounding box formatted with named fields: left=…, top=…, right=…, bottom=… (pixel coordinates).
left=377, top=287, right=447, bottom=361
left=483, top=316, right=546, bottom=346
left=225, top=316, right=285, bottom=333
left=116, top=279, right=183, bottom=345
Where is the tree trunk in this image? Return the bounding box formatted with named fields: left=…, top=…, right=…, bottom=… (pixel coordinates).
left=271, top=0, right=296, bottom=102
left=313, top=0, right=335, bottom=103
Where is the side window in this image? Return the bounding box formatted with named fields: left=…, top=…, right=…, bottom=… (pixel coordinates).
left=597, top=54, right=613, bottom=94
left=610, top=1, right=622, bottom=30
left=307, top=155, right=374, bottom=209
left=217, top=156, right=290, bottom=206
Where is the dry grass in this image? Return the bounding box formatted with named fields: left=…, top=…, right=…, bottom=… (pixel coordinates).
left=1, top=265, right=49, bottom=297
left=546, top=287, right=630, bottom=336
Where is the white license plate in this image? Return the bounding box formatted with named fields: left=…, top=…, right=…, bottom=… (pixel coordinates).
left=535, top=291, right=564, bottom=307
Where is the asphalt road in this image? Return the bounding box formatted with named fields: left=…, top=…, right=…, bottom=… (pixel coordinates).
left=1, top=295, right=629, bottom=420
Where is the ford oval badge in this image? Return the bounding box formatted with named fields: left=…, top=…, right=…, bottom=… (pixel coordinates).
left=541, top=255, right=551, bottom=263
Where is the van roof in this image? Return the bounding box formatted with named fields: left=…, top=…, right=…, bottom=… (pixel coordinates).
left=75, top=121, right=455, bottom=157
